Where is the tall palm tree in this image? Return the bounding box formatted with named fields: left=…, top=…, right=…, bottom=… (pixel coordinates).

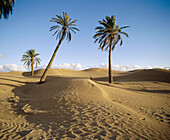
left=0, top=0, right=15, bottom=19
left=21, top=49, right=41, bottom=76
left=39, top=12, right=79, bottom=83
left=94, top=15, right=129, bottom=83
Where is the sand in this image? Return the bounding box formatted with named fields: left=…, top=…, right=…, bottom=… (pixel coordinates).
left=0, top=68, right=170, bottom=139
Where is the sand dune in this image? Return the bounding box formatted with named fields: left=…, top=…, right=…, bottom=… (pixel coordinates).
left=115, top=68, right=170, bottom=83
left=0, top=68, right=170, bottom=139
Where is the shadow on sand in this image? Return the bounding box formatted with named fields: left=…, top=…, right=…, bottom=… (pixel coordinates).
left=94, top=76, right=170, bottom=94
left=10, top=76, right=89, bottom=138
left=1, top=72, right=170, bottom=138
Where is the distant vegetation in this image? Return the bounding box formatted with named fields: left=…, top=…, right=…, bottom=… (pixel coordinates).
left=0, top=0, right=15, bottom=19
left=21, top=49, right=41, bottom=76
left=39, top=12, right=79, bottom=83
left=94, top=15, right=129, bottom=83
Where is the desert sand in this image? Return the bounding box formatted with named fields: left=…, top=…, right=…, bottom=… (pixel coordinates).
left=0, top=68, right=170, bottom=139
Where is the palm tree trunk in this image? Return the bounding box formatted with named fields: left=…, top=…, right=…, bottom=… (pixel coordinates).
left=31, top=57, right=34, bottom=76
left=39, top=32, right=65, bottom=83
left=108, top=46, right=112, bottom=83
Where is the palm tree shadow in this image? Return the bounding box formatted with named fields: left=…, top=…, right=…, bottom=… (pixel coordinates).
left=0, top=83, right=19, bottom=88
left=11, top=76, right=85, bottom=138
left=94, top=77, right=170, bottom=94
left=4, top=74, right=170, bottom=139
left=22, top=72, right=32, bottom=77
left=93, top=76, right=119, bottom=83
left=0, top=77, right=26, bottom=84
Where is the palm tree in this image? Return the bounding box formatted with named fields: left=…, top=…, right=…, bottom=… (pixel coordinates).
left=21, top=49, right=41, bottom=76
left=0, top=0, right=15, bottom=19
left=39, top=12, right=79, bottom=83
left=94, top=15, right=129, bottom=83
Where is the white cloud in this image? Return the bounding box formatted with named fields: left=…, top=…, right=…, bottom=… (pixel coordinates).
left=98, top=63, right=144, bottom=71
left=144, top=66, right=153, bottom=69
left=53, top=63, right=83, bottom=70
left=0, top=63, right=168, bottom=72
left=0, top=65, right=3, bottom=71
left=112, top=64, right=153, bottom=71
left=0, top=64, right=28, bottom=72
left=99, top=63, right=108, bottom=68
left=112, top=65, right=143, bottom=71
left=164, top=67, right=170, bottom=70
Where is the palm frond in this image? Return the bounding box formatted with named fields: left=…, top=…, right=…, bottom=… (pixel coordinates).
left=120, top=31, right=129, bottom=37
left=70, top=27, right=79, bottom=32
left=35, top=53, right=39, bottom=55
left=21, top=58, right=31, bottom=62
left=49, top=25, right=60, bottom=32
left=95, top=26, right=104, bottom=30
left=21, top=49, right=41, bottom=68
left=27, top=61, right=30, bottom=68
left=0, top=0, right=15, bottom=19
left=50, top=12, right=79, bottom=42
left=23, top=61, right=27, bottom=66
left=66, top=31, right=71, bottom=42
left=94, top=15, right=129, bottom=52
left=52, top=28, right=60, bottom=37
left=69, top=27, right=76, bottom=34
left=68, top=20, right=77, bottom=25
left=119, top=26, right=130, bottom=30
left=22, top=54, right=30, bottom=58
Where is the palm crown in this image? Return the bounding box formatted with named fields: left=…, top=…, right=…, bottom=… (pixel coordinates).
left=0, top=0, right=15, bottom=19
left=94, top=15, right=129, bottom=51
left=21, top=49, right=41, bottom=68
left=50, top=12, right=79, bottom=41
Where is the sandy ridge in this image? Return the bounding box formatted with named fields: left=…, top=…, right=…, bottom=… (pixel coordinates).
left=0, top=68, right=170, bottom=139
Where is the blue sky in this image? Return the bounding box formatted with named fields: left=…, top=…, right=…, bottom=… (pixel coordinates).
left=0, top=0, right=170, bottom=71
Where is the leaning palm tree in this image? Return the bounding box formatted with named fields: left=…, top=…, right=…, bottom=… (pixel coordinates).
left=21, top=49, right=41, bottom=76
left=94, top=15, right=129, bottom=83
left=39, top=12, right=79, bottom=83
left=0, top=0, right=15, bottom=19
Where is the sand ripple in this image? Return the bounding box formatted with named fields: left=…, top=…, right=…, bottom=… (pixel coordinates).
left=0, top=68, right=170, bottom=139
